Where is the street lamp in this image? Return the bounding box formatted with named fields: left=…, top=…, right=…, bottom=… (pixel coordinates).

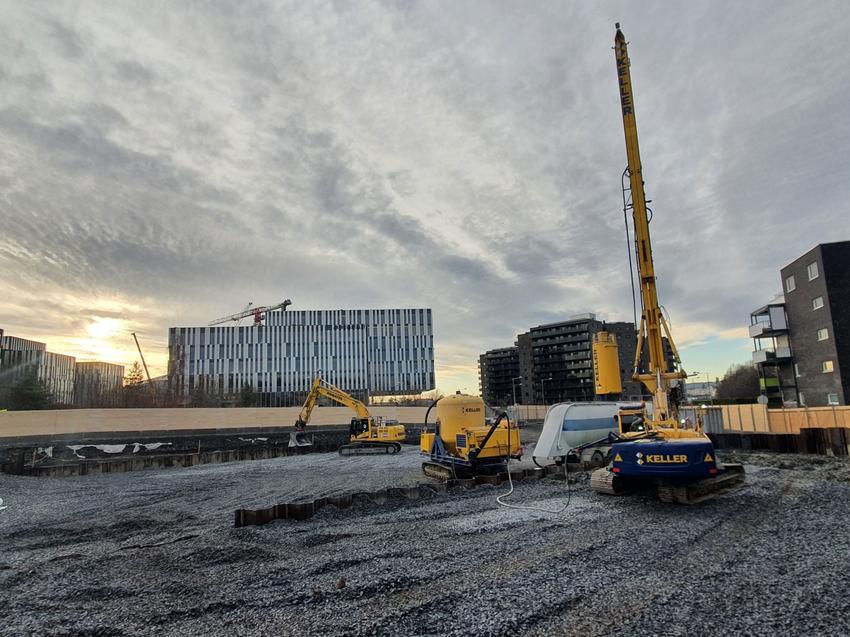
left=511, top=376, right=522, bottom=408
left=541, top=376, right=553, bottom=405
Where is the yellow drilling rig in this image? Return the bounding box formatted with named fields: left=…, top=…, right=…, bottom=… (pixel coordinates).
left=588, top=24, right=744, bottom=503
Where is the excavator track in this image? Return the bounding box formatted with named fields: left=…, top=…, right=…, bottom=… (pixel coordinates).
left=657, top=464, right=746, bottom=504
left=590, top=468, right=632, bottom=495
left=338, top=441, right=402, bottom=456
left=421, top=461, right=456, bottom=481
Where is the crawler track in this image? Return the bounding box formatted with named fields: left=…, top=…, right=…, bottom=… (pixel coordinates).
left=656, top=463, right=746, bottom=504
left=338, top=441, right=402, bottom=456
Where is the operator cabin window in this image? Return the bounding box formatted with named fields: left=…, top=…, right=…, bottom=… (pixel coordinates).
left=807, top=261, right=819, bottom=281
left=812, top=296, right=824, bottom=310
left=785, top=275, right=796, bottom=292
left=822, top=360, right=834, bottom=373
left=828, top=393, right=839, bottom=406
left=817, top=328, right=829, bottom=341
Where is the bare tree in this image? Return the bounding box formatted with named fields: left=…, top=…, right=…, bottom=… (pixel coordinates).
left=715, top=364, right=760, bottom=402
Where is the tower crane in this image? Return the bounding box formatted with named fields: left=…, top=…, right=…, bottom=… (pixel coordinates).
left=588, top=24, right=744, bottom=503
left=208, top=300, right=292, bottom=326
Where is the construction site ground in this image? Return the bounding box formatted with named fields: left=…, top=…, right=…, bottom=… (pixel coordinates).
left=2, top=432, right=850, bottom=636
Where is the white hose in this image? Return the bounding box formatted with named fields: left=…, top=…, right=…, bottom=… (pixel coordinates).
left=496, top=457, right=571, bottom=513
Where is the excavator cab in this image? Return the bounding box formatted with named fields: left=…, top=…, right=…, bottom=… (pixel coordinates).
left=349, top=417, right=371, bottom=439
left=617, top=408, right=646, bottom=434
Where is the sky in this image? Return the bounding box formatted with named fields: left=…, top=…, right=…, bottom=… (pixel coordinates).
left=1, top=1, right=848, bottom=394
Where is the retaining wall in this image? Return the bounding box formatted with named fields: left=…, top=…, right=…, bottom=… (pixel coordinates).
left=0, top=406, right=433, bottom=439
left=710, top=427, right=850, bottom=457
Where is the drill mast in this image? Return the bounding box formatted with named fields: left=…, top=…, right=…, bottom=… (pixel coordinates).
left=614, top=24, right=686, bottom=424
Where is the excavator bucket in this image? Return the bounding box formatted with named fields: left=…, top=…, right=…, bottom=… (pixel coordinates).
left=288, top=431, right=313, bottom=448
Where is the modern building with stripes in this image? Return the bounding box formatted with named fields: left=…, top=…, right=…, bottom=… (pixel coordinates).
left=167, top=308, right=435, bottom=406
left=0, top=334, right=77, bottom=406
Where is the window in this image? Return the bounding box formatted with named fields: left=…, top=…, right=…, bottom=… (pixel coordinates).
left=784, top=275, right=796, bottom=292
left=817, top=328, right=829, bottom=341
left=812, top=296, right=824, bottom=310
left=828, top=393, right=839, bottom=406
left=822, top=360, right=834, bottom=373
left=807, top=261, right=819, bottom=281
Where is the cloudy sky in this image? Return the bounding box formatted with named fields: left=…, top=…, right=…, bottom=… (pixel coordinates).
left=1, top=1, right=848, bottom=392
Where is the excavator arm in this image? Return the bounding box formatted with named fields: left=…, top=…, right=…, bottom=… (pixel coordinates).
left=315, top=384, right=371, bottom=419
left=294, top=377, right=323, bottom=430
left=295, top=376, right=371, bottom=428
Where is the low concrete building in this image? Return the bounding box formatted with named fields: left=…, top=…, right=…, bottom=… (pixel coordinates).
left=684, top=381, right=717, bottom=403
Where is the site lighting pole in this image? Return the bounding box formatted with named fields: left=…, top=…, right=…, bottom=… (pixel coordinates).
left=541, top=376, right=553, bottom=405
left=706, top=371, right=714, bottom=405
left=511, top=376, right=521, bottom=408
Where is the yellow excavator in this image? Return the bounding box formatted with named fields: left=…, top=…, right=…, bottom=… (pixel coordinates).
left=294, top=376, right=406, bottom=456
left=587, top=24, right=744, bottom=503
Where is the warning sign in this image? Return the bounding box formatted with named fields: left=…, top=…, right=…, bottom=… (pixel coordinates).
left=614, top=453, right=622, bottom=462
left=704, top=453, right=714, bottom=463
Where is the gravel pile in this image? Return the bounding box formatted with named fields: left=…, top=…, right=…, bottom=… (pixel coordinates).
left=2, top=445, right=850, bottom=636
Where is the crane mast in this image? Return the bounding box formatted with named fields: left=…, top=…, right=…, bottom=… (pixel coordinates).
left=614, top=24, right=685, bottom=424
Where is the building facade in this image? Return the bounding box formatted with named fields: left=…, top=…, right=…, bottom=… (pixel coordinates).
left=480, top=314, right=673, bottom=406
left=478, top=347, right=520, bottom=407
left=750, top=242, right=850, bottom=407
left=749, top=296, right=797, bottom=406
left=74, top=361, right=125, bottom=407
left=168, top=308, right=435, bottom=406
left=0, top=335, right=76, bottom=405
left=780, top=242, right=849, bottom=406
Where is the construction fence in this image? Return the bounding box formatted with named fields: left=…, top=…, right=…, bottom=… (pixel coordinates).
left=0, top=406, right=433, bottom=440
left=680, top=404, right=850, bottom=435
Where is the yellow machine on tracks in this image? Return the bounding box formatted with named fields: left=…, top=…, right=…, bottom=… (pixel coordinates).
left=294, top=376, right=406, bottom=456
left=420, top=393, right=522, bottom=480
left=586, top=24, right=744, bottom=504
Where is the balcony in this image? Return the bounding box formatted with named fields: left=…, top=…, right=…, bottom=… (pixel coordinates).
left=752, top=347, right=792, bottom=364
left=749, top=321, right=788, bottom=338
left=748, top=322, right=769, bottom=338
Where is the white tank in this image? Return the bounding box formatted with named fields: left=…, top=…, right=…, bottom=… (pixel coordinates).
left=532, top=402, right=641, bottom=461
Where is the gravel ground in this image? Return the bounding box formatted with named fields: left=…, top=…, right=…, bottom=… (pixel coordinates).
left=2, top=444, right=850, bottom=636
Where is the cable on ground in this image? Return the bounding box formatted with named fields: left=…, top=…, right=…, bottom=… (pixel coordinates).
left=496, top=457, right=573, bottom=514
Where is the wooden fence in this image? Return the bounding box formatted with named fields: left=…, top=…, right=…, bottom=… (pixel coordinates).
left=684, top=404, right=850, bottom=434
left=0, top=406, right=432, bottom=439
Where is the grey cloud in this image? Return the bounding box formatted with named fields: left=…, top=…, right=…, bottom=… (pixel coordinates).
left=0, top=0, right=848, bottom=381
